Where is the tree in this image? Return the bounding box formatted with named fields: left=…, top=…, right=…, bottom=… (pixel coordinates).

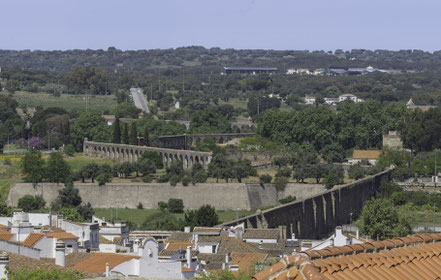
left=77, top=202, right=95, bottom=221
left=140, top=151, right=163, bottom=169
left=18, top=195, right=45, bottom=212
left=232, top=159, right=256, bottom=183
left=185, top=204, right=219, bottom=228
left=168, top=198, right=184, bottom=213
left=323, top=173, right=341, bottom=189
left=0, top=200, right=12, bottom=217
left=58, top=182, right=82, bottom=208
left=9, top=267, right=84, bottom=280
left=97, top=172, right=112, bottom=186
left=143, top=127, right=150, bottom=146
left=137, top=159, right=156, bottom=176
left=166, top=160, right=184, bottom=178
left=64, top=144, right=75, bottom=157
left=189, top=109, right=232, bottom=134
left=322, top=143, right=345, bottom=163
left=259, top=174, right=272, bottom=185
left=360, top=198, right=412, bottom=240
left=112, top=117, right=121, bottom=144
left=5, top=79, right=20, bottom=93
left=129, top=122, right=138, bottom=145
left=45, top=152, right=71, bottom=184
left=85, top=163, right=100, bottom=183
left=122, top=123, right=129, bottom=144
left=21, top=148, right=45, bottom=186
left=70, top=111, right=111, bottom=151
left=119, top=162, right=134, bottom=178
left=59, top=207, right=82, bottom=222
left=348, top=163, right=365, bottom=180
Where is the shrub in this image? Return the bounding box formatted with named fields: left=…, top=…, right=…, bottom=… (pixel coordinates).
left=97, top=173, right=112, bottom=186
left=158, top=201, right=168, bottom=211
left=279, top=195, right=296, bottom=204
left=323, top=173, right=341, bottom=189
left=275, top=167, right=291, bottom=178
left=18, top=195, right=46, bottom=212
left=168, top=198, right=184, bottom=213
left=192, top=171, right=207, bottom=185
left=169, top=175, right=180, bottom=186
left=137, top=202, right=143, bottom=209
left=142, top=175, right=153, bottom=183
left=274, top=176, right=288, bottom=192
left=3, top=158, right=11, bottom=166
left=182, top=175, right=191, bottom=186
left=64, top=144, right=75, bottom=156
left=259, top=174, right=272, bottom=185
left=158, top=174, right=170, bottom=183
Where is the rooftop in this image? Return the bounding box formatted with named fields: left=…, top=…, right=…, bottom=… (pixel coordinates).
left=73, top=252, right=139, bottom=274
left=352, top=150, right=382, bottom=159
left=243, top=229, right=280, bottom=240
left=22, top=233, right=44, bottom=247
left=224, top=67, right=278, bottom=71
left=253, top=233, right=441, bottom=280
left=46, top=232, right=79, bottom=240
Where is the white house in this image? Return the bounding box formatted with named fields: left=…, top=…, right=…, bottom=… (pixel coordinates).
left=304, top=96, right=316, bottom=105
left=338, top=94, right=363, bottom=103
left=58, top=220, right=99, bottom=248
left=306, top=226, right=363, bottom=251
left=242, top=229, right=280, bottom=244
left=349, top=150, right=382, bottom=165
left=74, top=238, right=195, bottom=279
left=92, top=216, right=129, bottom=245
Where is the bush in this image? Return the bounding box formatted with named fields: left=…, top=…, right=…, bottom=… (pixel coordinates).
left=97, top=173, right=112, bottom=186
left=279, top=195, right=296, bottom=204
left=182, top=175, right=191, bottom=186
left=158, top=174, right=170, bottom=183
left=275, top=167, right=291, bottom=178
left=3, top=158, right=11, bottom=166
left=18, top=195, right=46, bottom=212
left=169, top=175, right=180, bottom=186
left=158, top=201, right=168, bottom=211
left=168, top=198, right=184, bottom=213
left=64, top=144, right=75, bottom=156
left=137, top=202, right=143, bottom=209
left=192, top=172, right=208, bottom=185
left=259, top=174, right=272, bottom=185
left=142, top=175, right=153, bottom=183
left=274, top=176, right=289, bottom=192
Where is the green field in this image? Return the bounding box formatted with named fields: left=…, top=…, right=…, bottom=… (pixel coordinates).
left=94, top=208, right=255, bottom=227
left=1, top=91, right=117, bottom=113
left=398, top=209, right=441, bottom=227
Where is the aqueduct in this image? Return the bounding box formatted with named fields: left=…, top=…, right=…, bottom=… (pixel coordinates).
left=158, top=133, right=254, bottom=150
left=83, top=140, right=212, bottom=169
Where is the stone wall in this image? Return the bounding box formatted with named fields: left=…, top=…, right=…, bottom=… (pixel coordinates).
left=221, top=169, right=393, bottom=239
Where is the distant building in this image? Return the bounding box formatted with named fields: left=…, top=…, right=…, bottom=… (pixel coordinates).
left=406, top=98, right=436, bottom=112
left=349, top=150, right=382, bottom=165
left=304, top=96, right=316, bottom=105
left=338, top=94, right=363, bottom=103
left=222, top=67, right=278, bottom=75
left=382, top=131, right=403, bottom=149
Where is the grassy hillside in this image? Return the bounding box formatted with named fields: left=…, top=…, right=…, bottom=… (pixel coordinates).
left=0, top=91, right=117, bottom=114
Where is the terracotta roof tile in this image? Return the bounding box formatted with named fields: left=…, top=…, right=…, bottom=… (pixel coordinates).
left=231, top=253, right=267, bottom=274
left=165, top=242, right=193, bottom=250
left=243, top=229, right=280, bottom=240
left=0, top=229, right=13, bottom=241
left=72, top=253, right=138, bottom=274
left=22, top=233, right=44, bottom=247
left=46, top=232, right=78, bottom=240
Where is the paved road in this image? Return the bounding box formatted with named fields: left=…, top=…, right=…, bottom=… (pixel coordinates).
left=130, top=87, right=149, bottom=113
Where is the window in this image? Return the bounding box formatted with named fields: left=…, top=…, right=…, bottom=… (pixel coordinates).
left=212, top=245, right=216, bottom=253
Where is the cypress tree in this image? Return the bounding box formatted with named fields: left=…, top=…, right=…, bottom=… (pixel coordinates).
left=143, top=127, right=150, bottom=146
left=112, top=117, right=121, bottom=144
left=129, top=122, right=138, bottom=145
left=122, top=123, right=129, bottom=144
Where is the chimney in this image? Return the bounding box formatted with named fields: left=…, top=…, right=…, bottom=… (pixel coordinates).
left=356, top=229, right=359, bottom=239
left=184, top=226, right=191, bottom=233
left=194, top=234, right=198, bottom=250
left=105, top=262, right=110, bottom=277
left=330, top=238, right=334, bottom=247
left=133, top=239, right=139, bottom=253
left=0, top=253, right=9, bottom=280
left=291, top=233, right=296, bottom=240
left=55, top=241, right=66, bottom=267
left=225, top=253, right=230, bottom=264
left=186, top=246, right=192, bottom=268
left=335, top=226, right=342, bottom=237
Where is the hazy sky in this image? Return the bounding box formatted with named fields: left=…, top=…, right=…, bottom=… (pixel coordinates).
left=2, top=0, right=440, bottom=51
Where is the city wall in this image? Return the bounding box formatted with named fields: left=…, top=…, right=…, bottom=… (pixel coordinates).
left=7, top=182, right=324, bottom=211
left=221, top=169, right=393, bottom=239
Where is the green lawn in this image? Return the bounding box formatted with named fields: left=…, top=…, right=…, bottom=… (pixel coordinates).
left=1, top=91, right=117, bottom=114
left=94, top=208, right=255, bottom=227
left=397, top=209, right=441, bottom=227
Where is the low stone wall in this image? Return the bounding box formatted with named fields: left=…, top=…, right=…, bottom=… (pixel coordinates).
left=7, top=182, right=327, bottom=211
